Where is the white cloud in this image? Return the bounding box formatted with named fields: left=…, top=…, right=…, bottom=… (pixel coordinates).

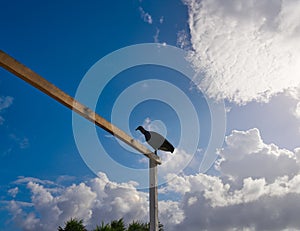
left=176, top=30, right=190, bottom=49
left=286, top=87, right=300, bottom=120
left=153, top=28, right=160, bottom=43
left=55, top=175, right=76, bottom=184
left=216, top=128, right=300, bottom=183
left=159, top=16, right=164, bottom=24
left=142, top=117, right=152, bottom=130
left=142, top=117, right=167, bottom=138
left=185, top=0, right=300, bottom=104
left=139, top=6, right=153, bottom=24
left=288, top=86, right=300, bottom=101
left=160, top=128, right=300, bottom=230
left=171, top=174, right=300, bottom=231
left=293, top=102, right=300, bottom=119
left=5, top=128, right=300, bottom=231
left=0, top=96, right=13, bottom=125
left=152, top=28, right=167, bottom=46
left=8, top=187, right=19, bottom=198
left=9, top=134, right=30, bottom=149
left=14, top=176, right=55, bottom=186
left=160, top=149, right=193, bottom=176
left=158, top=200, right=184, bottom=226
left=5, top=172, right=149, bottom=231
left=0, top=96, right=13, bottom=110
left=20, top=137, right=30, bottom=149
left=26, top=182, right=62, bottom=229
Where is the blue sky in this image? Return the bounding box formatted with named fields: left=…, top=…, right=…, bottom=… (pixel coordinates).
left=0, top=1, right=189, bottom=178
left=1, top=0, right=300, bottom=230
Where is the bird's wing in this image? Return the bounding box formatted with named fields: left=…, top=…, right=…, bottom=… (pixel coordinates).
left=160, top=139, right=175, bottom=153
left=147, top=131, right=165, bottom=150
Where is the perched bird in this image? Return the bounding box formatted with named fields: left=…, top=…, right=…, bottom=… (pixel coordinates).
left=136, top=126, right=174, bottom=154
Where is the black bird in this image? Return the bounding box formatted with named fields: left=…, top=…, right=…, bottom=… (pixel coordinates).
left=136, top=126, right=174, bottom=154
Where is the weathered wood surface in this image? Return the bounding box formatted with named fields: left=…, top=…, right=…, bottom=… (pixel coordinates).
left=149, top=158, right=158, bottom=231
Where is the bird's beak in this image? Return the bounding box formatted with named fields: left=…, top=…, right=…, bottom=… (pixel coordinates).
left=135, top=127, right=139, bottom=131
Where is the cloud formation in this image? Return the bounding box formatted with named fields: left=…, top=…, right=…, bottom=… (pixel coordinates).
left=177, top=30, right=190, bottom=49
left=139, top=6, right=153, bottom=24
left=294, top=102, right=300, bottom=119
left=172, top=174, right=300, bottom=231
left=216, top=128, right=300, bottom=183
left=0, top=96, right=13, bottom=110
left=0, top=96, right=13, bottom=125
left=6, top=173, right=149, bottom=231
left=163, top=128, right=300, bottom=230
left=185, top=0, right=300, bottom=104
left=4, top=128, right=300, bottom=230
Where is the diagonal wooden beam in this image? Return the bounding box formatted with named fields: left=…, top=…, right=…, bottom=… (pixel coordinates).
left=0, top=50, right=161, bottom=165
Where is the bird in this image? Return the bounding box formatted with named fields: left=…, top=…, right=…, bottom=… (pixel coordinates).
left=136, top=126, right=174, bottom=154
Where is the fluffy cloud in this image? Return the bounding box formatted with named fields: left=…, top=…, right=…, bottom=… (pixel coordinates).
left=6, top=173, right=149, bottom=231
left=173, top=174, right=300, bottom=231
left=293, top=102, right=300, bottom=119
left=162, top=128, right=300, bottom=230
left=185, top=0, right=300, bottom=104
left=216, top=128, right=300, bottom=183
left=160, top=170, right=300, bottom=231
left=160, top=148, right=194, bottom=176
left=5, top=128, right=300, bottom=231
left=286, top=87, right=300, bottom=120
left=177, top=30, right=190, bottom=49
left=158, top=200, right=184, bottom=226
left=4, top=172, right=184, bottom=231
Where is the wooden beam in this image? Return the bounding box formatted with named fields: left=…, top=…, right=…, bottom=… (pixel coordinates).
left=0, top=50, right=161, bottom=165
